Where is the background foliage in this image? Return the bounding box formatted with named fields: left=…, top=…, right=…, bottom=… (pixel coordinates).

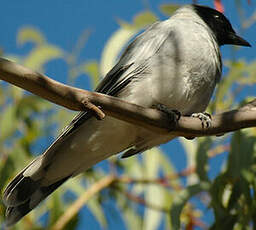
left=0, top=1, right=256, bottom=229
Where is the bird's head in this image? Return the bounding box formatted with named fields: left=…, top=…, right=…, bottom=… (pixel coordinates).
left=192, top=4, right=251, bottom=47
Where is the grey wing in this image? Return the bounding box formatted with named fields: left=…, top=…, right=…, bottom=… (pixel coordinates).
left=61, top=20, right=173, bottom=140
left=96, top=21, right=174, bottom=94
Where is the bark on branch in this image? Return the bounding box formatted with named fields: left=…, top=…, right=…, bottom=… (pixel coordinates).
left=0, top=57, right=255, bottom=137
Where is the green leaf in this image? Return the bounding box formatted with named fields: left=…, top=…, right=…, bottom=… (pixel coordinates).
left=16, top=95, right=50, bottom=117
left=195, top=137, right=212, bottom=182
left=241, top=169, right=255, bottom=184
left=142, top=148, right=164, bottom=230
left=118, top=11, right=158, bottom=30
left=23, top=44, right=63, bottom=71
left=100, top=26, right=138, bottom=77
left=159, top=4, right=180, bottom=17
left=238, top=60, right=256, bottom=85
left=17, top=26, right=46, bottom=46
left=158, top=151, right=181, bottom=188
left=10, top=144, right=30, bottom=172
left=100, top=11, right=157, bottom=77
left=0, top=104, right=17, bottom=141
left=179, top=138, right=198, bottom=184
left=227, top=179, right=251, bottom=213
left=87, top=198, right=107, bottom=229
left=143, top=186, right=165, bottom=230
left=9, top=85, right=24, bottom=101
left=63, top=178, right=86, bottom=196
left=209, top=215, right=237, bottom=230
left=120, top=154, right=145, bottom=195
left=0, top=155, right=15, bottom=189
left=81, top=61, right=100, bottom=89
left=209, top=171, right=253, bottom=229
left=49, top=190, right=64, bottom=225
left=53, top=108, right=73, bottom=128
left=170, top=182, right=210, bottom=230
left=210, top=174, right=229, bottom=219
left=226, top=131, right=255, bottom=179
left=133, top=11, right=157, bottom=28
left=120, top=200, right=143, bottom=230
left=64, top=214, right=79, bottom=230
left=68, top=29, right=91, bottom=66
left=214, top=60, right=246, bottom=111
left=120, top=154, right=143, bottom=179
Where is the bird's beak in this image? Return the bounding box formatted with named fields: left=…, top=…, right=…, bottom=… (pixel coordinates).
left=228, top=32, right=251, bottom=47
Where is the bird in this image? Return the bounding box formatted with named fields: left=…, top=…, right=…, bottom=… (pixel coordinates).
left=3, top=4, right=251, bottom=226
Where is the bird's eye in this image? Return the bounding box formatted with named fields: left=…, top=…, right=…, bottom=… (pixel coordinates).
left=214, top=14, right=220, bottom=19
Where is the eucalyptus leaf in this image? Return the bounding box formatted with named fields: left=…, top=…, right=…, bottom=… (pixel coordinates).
left=158, top=151, right=181, bottom=188
left=179, top=138, right=198, bottom=185
left=0, top=155, right=15, bottom=189
left=226, top=131, right=255, bottom=179
left=118, top=11, right=157, bottom=30
left=81, top=61, right=100, bottom=89
left=87, top=198, right=108, bottom=229
left=121, top=201, right=143, bottom=230
left=100, top=27, right=138, bottom=77
left=170, top=182, right=210, bottom=230
left=160, top=4, right=180, bottom=17
left=17, top=27, right=46, bottom=47
left=49, top=191, right=64, bottom=226
left=214, top=60, right=246, bottom=111
left=195, top=137, right=212, bottom=182
left=142, top=148, right=164, bottom=230
left=100, top=11, right=157, bottom=77
left=0, top=104, right=17, bottom=141
left=23, top=44, right=63, bottom=71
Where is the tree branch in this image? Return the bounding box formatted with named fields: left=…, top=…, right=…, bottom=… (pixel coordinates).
left=52, top=175, right=115, bottom=230
left=0, top=57, right=255, bottom=138
left=115, top=187, right=170, bottom=213
left=116, top=166, right=195, bottom=190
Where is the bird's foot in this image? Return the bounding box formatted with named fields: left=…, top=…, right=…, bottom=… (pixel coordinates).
left=191, top=112, right=212, bottom=129
left=153, top=104, right=181, bottom=131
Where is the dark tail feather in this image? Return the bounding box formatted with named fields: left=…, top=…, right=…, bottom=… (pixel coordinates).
left=3, top=157, right=42, bottom=207
left=4, top=175, right=69, bottom=227
left=4, top=176, right=40, bottom=207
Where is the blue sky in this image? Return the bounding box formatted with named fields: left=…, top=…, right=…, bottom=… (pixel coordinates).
left=0, top=0, right=255, bottom=229
left=1, top=0, right=255, bottom=62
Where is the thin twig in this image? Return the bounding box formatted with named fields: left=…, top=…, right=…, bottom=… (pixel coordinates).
left=51, top=175, right=115, bottom=230
left=207, top=144, right=230, bottom=157
left=117, top=166, right=195, bottom=190
left=117, top=187, right=170, bottom=213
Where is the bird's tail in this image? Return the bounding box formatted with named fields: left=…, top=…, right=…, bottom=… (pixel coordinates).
left=3, top=156, right=70, bottom=227
left=2, top=115, right=136, bottom=226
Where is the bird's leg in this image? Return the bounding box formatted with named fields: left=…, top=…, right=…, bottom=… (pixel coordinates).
left=191, top=112, right=212, bottom=129
left=153, top=104, right=181, bottom=131
left=183, top=112, right=212, bottom=140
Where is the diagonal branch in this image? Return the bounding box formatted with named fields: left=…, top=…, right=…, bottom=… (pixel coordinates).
left=52, top=175, right=115, bottom=230
left=0, top=57, right=256, bottom=138
left=116, top=187, right=170, bottom=212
